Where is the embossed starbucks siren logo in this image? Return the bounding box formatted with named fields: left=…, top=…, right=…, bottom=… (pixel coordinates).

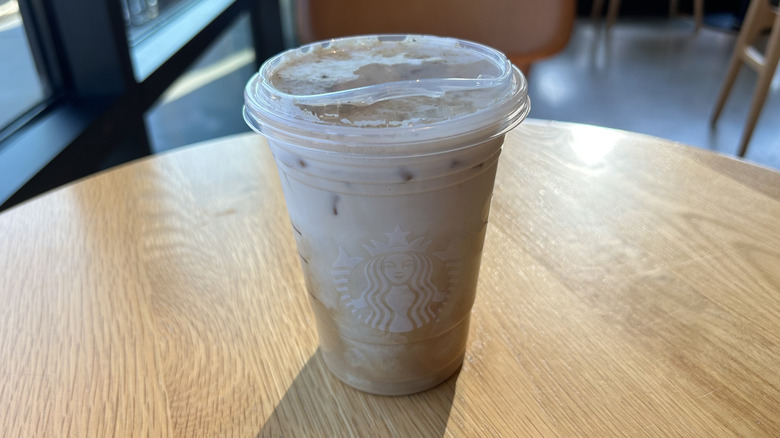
left=331, top=226, right=460, bottom=333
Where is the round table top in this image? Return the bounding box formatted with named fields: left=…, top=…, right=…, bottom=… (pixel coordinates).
left=1, top=120, right=779, bottom=436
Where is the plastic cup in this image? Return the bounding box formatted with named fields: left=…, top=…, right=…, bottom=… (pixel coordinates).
left=244, top=34, right=529, bottom=395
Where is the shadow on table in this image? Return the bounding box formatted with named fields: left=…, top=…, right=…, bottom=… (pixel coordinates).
left=258, top=349, right=459, bottom=437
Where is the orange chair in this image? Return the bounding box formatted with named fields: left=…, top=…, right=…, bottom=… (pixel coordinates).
left=294, top=0, right=576, bottom=74
left=711, top=0, right=780, bottom=157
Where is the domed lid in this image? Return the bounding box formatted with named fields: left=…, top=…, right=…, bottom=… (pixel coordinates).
left=244, top=34, right=530, bottom=153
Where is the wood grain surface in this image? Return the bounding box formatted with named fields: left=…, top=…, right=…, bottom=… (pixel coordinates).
left=1, top=120, right=779, bottom=436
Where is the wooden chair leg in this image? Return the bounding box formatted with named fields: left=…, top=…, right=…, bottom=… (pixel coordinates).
left=710, top=49, right=744, bottom=125
left=737, top=14, right=780, bottom=157
left=670, top=0, right=703, bottom=30
left=591, top=0, right=606, bottom=21
left=711, top=0, right=768, bottom=126
left=606, top=0, right=621, bottom=28
left=693, top=0, right=704, bottom=31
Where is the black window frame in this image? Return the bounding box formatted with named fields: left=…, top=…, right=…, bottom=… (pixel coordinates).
left=0, top=0, right=283, bottom=210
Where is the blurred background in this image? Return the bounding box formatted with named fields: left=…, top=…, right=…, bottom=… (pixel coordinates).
left=1, top=0, right=778, bottom=210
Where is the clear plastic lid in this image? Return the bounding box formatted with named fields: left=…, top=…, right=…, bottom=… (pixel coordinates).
left=244, top=34, right=530, bottom=153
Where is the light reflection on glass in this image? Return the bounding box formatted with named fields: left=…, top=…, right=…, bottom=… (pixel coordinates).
left=121, top=0, right=159, bottom=27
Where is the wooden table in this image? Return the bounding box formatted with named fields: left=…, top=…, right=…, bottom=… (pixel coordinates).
left=1, top=120, right=779, bottom=436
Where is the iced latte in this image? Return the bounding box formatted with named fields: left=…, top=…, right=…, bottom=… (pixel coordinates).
left=244, top=35, right=529, bottom=395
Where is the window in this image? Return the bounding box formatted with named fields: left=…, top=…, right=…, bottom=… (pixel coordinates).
left=0, top=0, right=51, bottom=132
left=0, top=0, right=284, bottom=210
left=123, top=0, right=235, bottom=81
left=146, top=13, right=256, bottom=152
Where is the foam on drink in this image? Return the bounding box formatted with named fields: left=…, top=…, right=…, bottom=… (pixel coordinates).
left=266, top=36, right=505, bottom=127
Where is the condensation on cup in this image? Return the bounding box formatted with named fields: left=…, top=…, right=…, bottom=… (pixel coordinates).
left=244, top=34, right=530, bottom=395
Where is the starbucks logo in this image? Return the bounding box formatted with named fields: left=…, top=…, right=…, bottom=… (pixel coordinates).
left=331, top=227, right=460, bottom=333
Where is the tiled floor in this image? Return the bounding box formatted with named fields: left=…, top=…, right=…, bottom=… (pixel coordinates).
left=147, top=17, right=780, bottom=171
left=528, top=18, right=780, bottom=170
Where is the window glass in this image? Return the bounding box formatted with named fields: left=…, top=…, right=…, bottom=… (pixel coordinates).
left=121, top=0, right=235, bottom=81
left=123, top=0, right=182, bottom=44
left=145, top=13, right=255, bottom=152
left=0, top=0, right=50, bottom=131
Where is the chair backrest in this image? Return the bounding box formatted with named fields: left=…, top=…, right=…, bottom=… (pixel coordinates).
left=294, top=0, right=576, bottom=71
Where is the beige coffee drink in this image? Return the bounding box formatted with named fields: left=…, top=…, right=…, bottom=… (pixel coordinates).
left=244, top=35, right=529, bottom=395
